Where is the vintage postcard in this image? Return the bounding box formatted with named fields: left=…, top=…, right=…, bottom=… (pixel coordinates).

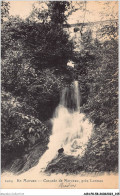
left=1, top=0, right=119, bottom=190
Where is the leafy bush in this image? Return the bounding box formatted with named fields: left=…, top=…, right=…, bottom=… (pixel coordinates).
left=1, top=91, right=50, bottom=170
left=81, top=38, right=118, bottom=129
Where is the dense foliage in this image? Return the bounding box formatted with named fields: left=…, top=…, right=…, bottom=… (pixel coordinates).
left=1, top=1, right=73, bottom=172
left=1, top=91, right=50, bottom=171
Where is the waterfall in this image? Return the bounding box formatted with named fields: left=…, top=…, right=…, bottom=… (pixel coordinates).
left=33, top=81, right=93, bottom=172
left=60, top=81, right=80, bottom=112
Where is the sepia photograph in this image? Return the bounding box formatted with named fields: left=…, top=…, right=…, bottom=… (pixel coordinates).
left=1, top=0, right=119, bottom=189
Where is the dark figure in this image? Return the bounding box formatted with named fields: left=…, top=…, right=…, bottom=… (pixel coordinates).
left=74, top=27, right=79, bottom=32
left=58, top=148, right=64, bottom=154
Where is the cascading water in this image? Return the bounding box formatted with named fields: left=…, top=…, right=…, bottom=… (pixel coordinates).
left=33, top=80, right=93, bottom=172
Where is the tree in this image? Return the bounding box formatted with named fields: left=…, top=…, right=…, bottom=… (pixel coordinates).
left=1, top=1, right=10, bottom=24
left=26, top=2, right=49, bottom=24
left=99, top=1, right=118, bottom=40
left=25, top=2, right=73, bottom=69
left=48, top=1, right=70, bottom=25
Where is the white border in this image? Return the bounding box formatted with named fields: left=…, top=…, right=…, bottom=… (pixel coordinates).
left=0, top=0, right=119, bottom=195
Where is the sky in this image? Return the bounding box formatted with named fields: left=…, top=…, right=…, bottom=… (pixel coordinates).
left=9, top=1, right=34, bottom=19
left=9, top=1, right=118, bottom=23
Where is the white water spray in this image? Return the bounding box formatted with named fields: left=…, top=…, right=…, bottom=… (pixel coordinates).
left=34, top=81, right=93, bottom=172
